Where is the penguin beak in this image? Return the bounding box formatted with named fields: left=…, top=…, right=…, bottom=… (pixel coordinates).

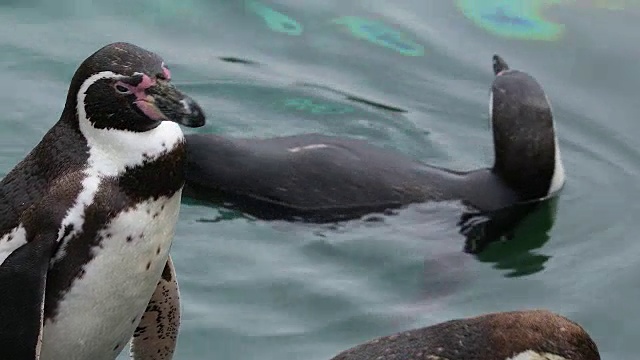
left=136, top=81, right=206, bottom=128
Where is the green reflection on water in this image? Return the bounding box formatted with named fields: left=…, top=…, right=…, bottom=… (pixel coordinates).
left=246, top=0, right=303, bottom=35
left=282, top=98, right=355, bottom=115
left=456, top=0, right=564, bottom=41
left=332, top=16, right=425, bottom=56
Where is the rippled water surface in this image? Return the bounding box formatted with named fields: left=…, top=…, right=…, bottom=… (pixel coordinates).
left=1, top=1, right=638, bottom=359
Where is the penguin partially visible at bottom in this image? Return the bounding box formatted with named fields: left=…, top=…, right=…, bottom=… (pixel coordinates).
left=183, top=55, right=565, bottom=249
left=329, top=310, right=600, bottom=360
left=0, top=42, right=205, bottom=359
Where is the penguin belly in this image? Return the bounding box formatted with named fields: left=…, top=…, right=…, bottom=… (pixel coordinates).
left=39, top=190, right=182, bottom=360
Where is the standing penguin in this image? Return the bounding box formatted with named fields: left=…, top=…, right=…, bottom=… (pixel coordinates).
left=0, top=42, right=205, bottom=359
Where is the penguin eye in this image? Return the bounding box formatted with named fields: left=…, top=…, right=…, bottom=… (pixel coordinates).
left=114, top=83, right=132, bottom=95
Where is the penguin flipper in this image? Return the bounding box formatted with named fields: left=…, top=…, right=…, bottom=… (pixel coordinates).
left=130, top=255, right=181, bottom=360
left=0, top=171, right=86, bottom=359
left=0, top=230, right=57, bottom=360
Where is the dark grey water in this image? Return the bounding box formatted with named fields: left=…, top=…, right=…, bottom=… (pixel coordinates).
left=0, top=1, right=637, bottom=359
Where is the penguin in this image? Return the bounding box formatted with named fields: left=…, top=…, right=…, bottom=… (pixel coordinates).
left=329, top=310, right=600, bottom=360
left=0, top=42, right=205, bottom=359
left=182, top=55, right=564, bottom=244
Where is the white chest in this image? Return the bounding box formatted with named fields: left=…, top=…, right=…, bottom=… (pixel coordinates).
left=39, top=189, right=183, bottom=360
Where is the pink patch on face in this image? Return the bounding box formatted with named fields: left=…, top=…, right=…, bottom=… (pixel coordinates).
left=161, top=65, right=171, bottom=81
left=134, top=98, right=167, bottom=121
left=114, top=74, right=167, bottom=121
left=136, top=73, right=156, bottom=90
left=114, top=74, right=156, bottom=102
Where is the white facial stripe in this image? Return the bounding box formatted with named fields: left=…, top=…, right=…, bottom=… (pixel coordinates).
left=76, top=71, right=123, bottom=127
left=506, top=350, right=567, bottom=360
left=53, top=70, right=187, bottom=263
left=75, top=71, right=185, bottom=177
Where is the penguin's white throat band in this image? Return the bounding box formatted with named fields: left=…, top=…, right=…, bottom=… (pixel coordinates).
left=75, top=71, right=185, bottom=177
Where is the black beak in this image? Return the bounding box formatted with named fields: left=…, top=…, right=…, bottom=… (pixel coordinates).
left=143, top=81, right=206, bottom=128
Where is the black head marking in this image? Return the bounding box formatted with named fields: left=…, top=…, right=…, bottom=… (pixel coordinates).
left=74, top=43, right=164, bottom=85
left=65, top=42, right=163, bottom=113
left=493, top=54, right=509, bottom=75
left=489, top=57, right=557, bottom=200
left=63, top=42, right=205, bottom=132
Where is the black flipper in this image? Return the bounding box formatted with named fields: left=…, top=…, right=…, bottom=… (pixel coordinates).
left=493, top=54, right=509, bottom=75
left=0, top=230, right=57, bottom=359
left=0, top=171, right=81, bottom=360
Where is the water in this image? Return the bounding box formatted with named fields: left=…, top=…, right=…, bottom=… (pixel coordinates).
left=0, top=1, right=637, bottom=359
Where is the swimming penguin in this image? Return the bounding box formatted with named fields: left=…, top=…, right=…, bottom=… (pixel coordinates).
left=183, top=55, right=564, bottom=230
left=0, top=42, right=205, bottom=359
left=329, top=310, right=600, bottom=360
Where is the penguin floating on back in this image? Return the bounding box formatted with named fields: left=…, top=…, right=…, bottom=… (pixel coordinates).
left=0, top=42, right=205, bottom=359
left=183, top=55, right=565, bottom=249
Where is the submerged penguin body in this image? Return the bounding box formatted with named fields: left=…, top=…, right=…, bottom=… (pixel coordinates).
left=184, top=133, right=520, bottom=222
left=184, top=55, right=564, bottom=224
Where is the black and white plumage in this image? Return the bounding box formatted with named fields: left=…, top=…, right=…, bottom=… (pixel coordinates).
left=183, top=55, right=565, bottom=246
left=0, top=42, right=205, bottom=359
left=489, top=55, right=565, bottom=201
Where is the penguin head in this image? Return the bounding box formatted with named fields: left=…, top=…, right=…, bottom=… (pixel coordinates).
left=489, top=55, right=564, bottom=200
left=64, top=42, right=205, bottom=133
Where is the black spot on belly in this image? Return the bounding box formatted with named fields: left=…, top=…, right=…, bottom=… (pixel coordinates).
left=156, top=246, right=161, bottom=255
left=6, top=234, right=12, bottom=241
left=146, top=261, right=151, bottom=270
left=105, top=232, right=112, bottom=238
left=113, top=343, right=120, bottom=351
left=160, top=205, right=165, bottom=211
left=126, top=235, right=133, bottom=242
left=153, top=212, right=159, bottom=219
left=43, top=145, right=186, bottom=321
